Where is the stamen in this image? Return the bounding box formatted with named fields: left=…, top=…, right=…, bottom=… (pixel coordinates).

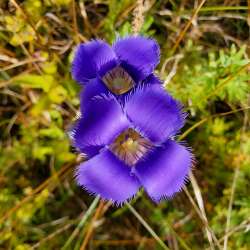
left=110, top=128, right=152, bottom=166
left=102, top=66, right=134, bottom=95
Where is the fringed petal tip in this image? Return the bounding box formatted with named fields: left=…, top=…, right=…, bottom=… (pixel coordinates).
left=113, top=36, right=160, bottom=82
left=177, top=140, right=196, bottom=166
left=75, top=175, right=140, bottom=206
left=124, top=84, right=187, bottom=143
left=72, top=94, right=129, bottom=152
left=71, top=35, right=160, bottom=85
left=151, top=145, right=196, bottom=203
left=113, top=35, right=160, bottom=61
left=134, top=140, right=193, bottom=202
left=71, top=40, right=117, bottom=84
left=67, top=119, right=93, bottom=155
left=75, top=150, right=141, bottom=204
left=150, top=170, right=192, bottom=203
left=76, top=183, right=140, bottom=207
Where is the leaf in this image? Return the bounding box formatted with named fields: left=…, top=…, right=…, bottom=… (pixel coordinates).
left=14, top=74, right=54, bottom=92
left=39, top=126, right=64, bottom=139
left=48, top=85, right=67, bottom=103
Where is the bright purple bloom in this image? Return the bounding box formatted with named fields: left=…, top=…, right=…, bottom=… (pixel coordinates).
left=71, top=36, right=161, bottom=108
left=71, top=35, right=193, bottom=204
left=72, top=84, right=193, bottom=204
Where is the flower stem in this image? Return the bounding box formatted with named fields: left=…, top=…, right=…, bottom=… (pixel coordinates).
left=62, top=196, right=100, bottom=250
left=126, top=202, right=170, bottom=250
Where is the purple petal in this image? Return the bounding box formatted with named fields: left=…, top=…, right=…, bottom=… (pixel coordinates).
left=113, top=36, right=160, bottom=82
left=72, top=40, right=117, bottom=84
left=124, top=84, right=186, bottom=143
left=109, top=74, right=162, bottom=105
left=134, top=140, right=193, bottom=201
left=80, top=78, right=109, bottom=112
left=72, top=95, right=129, bottom=155
left=76, top=149, right=140, bottom=203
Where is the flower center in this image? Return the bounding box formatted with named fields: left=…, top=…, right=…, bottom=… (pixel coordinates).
left=102, top=66, right=134, bottom=95
left=110, top=128, right=152, bottom=166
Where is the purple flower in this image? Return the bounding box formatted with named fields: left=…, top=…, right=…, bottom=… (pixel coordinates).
left=71, top=36, right=161, bottom=108
left=72, top=84, right=193, bottom=204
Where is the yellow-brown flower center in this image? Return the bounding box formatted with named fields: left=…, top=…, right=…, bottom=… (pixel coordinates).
left=110, top=128, right=152, bottom=166
left=102, top=66, right=134, bottom=95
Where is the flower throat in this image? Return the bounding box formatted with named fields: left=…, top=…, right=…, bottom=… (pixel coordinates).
left=110, top=128, right=152, bottom=166
left=102, top=66, right=134, bottom=95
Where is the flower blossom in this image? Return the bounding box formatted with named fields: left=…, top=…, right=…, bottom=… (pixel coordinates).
left=71, top=36, right=161, bottom=108
left=72, top=83, right=193, bottom=204
left=71, top=35, right=193, bottom=204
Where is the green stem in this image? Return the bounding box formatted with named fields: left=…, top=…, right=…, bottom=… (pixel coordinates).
left=62, top=196, right=100, bottom=250
left=199, top=6, right=248, bottom=12
left=126, top=202, right=170, bottom=250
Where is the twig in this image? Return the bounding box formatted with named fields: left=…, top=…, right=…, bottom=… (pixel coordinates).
left=0, top=58, right=45, bottom=72
left=163, top=55, right=183, bottom=86
left=171, top=0, right=206, bottom=55
left=71, top=0, right=80, bottom=43
left=79, top=200, right=105, bottom=250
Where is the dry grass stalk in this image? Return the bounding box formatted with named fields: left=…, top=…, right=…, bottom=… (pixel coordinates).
left=223, top=108, right=249, bottom=250
left=132, top=0, right=145, bottom=34
left=80, top=200, right=106, bottom=250
left=171, top=0, right=206, bottom=55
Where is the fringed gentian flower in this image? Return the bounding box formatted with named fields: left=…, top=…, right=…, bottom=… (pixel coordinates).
left=71, top=36, right=161, bottom=108
left=72, top=84, right=193, bottom=204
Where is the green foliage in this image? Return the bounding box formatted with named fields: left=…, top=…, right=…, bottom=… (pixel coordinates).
left=102, top=0, right=132, bottom=41
left=168, top=41, right=250, bottom=111
left=0, top=1, right=249, bottom=249
left=4, top=14, right=36, bottom=46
